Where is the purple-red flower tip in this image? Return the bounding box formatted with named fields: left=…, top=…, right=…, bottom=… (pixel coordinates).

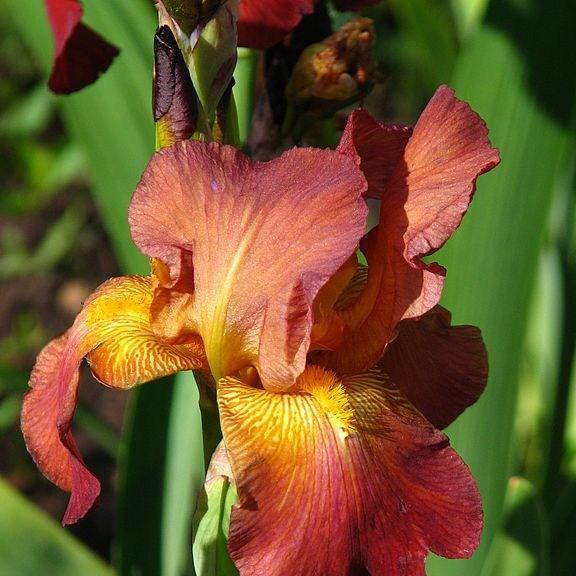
left=45, top=0, right=119, bottom=94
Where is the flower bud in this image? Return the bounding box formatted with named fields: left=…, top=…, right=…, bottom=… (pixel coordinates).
left=286, top=17, right=376, bottom=118
left=162, top=0, right=227, bottom=36
left=157, top=0, right=239, bottom=123
left=154, top=25, right=199, bottom=148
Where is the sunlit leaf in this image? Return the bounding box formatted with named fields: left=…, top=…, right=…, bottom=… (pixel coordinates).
left=115, top=372, right=204, bottom=576
left=482, top=477, right=550, bottom=576
left=388, top=0, right=458, bottom=90
left=427, top=1, right=576, bottom=574
left=0, top=477, right=113, bottom=576
left=193, top=476, right=238, bottom=576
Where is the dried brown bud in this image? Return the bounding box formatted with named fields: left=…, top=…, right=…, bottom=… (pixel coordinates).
left=285, top=17, right=376, bottom=117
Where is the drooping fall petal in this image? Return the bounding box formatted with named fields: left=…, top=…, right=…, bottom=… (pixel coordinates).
left=45, top=0, right=119, bottom=94
left=21, top=334, right=99, bottom=525
left=218, top=366, right=482, bottom=576
left=380, top=306, right=488, bottom=429
left=129, top=141, right=367, bottom=390
left=333, top=86, right=500, bottom=373
left=21, top=275, right=205, bottom=524
left=237, top=0, right=316, bottom=50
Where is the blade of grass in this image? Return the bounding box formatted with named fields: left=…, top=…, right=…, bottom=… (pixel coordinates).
left=0, top=477, right=113, bottom=576
left=427, top=1, right=576, bottom=574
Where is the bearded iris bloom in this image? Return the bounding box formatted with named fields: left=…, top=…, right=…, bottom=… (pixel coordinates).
left=21, top=86, right=499, bottom=574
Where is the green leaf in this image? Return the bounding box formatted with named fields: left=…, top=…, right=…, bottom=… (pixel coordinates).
left=232, top=48, right=258, bottom=145
left=0, top=394, right=21, bottom=431
left=0, top=84, right=55, bottom=137
left=550, top=477, right=576, bottom=574
left=0, top=199, right=87, bottom=279
left=427, top=1, right=576, bottom=574
left=482, top=478, right=550, bottom=576
left=0, top=477, right=114, bottom=576
left=449, top=0, right=490, bottom=39
left=192, top=476, right=238, bottom=576
left=388, top=0, right=458, bottom=90
left=115, top=372, right=205, bottom=576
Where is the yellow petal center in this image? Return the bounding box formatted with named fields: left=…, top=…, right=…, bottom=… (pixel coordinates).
left=297, top=365, right=355, bottom=434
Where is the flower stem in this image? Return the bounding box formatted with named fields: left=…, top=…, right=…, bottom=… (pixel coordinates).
left=232, top=48, right=258, bottom=146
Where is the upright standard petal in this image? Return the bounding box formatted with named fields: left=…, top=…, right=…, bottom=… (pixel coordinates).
left=218, top=366, right=482, bottom=576
left=337, top=108, right=412, bottom=199
left=334, top=86, right=500, bottom=372
left=237, top=0, right=316, bottom=49
left=130, top=141, right=367, bottom=389
left=45, top=0, right=119, bottom=94
left=21, top=275, right=205, bottom=523
left=380, top=306, right=488, bottom=429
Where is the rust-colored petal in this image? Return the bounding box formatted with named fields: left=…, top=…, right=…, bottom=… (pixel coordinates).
left=333, top=86, right=499, bottom=372
left=21, top=333, right=99, bottom=525
left=45, top=0, right=119, bottom=94
left=337, top=108, right=412, bottom=199
left=237, top=0, right=316, bottom=50
left=130, top=141, right=367, bottom=389
left=218, top=366, right=482, bottom=576
left=21, top=275, right=205, bottom=524
left=397, top=85, right=500, bottom=260
left=84, top=276, right=206, bottom=387
left=310, top=255, right=358, bottom=351
left=381, top=306, right=488, bottom=429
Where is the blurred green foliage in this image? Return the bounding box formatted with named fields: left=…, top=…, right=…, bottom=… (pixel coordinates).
left=1, top=0, right=575, bottom=575
left=0, top=477, right=113, bottom=576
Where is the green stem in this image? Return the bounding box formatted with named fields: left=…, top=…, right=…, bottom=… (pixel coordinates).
left=232, top=48, right=258, bottom=146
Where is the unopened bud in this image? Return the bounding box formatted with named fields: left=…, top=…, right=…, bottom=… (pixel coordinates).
left=154, top=25, right=199, bottom=149
left=286, top=18, right=376, bottom=118
left=157, top=0, right=239, bottom=123
left=162, top=0, right=226, bottom=36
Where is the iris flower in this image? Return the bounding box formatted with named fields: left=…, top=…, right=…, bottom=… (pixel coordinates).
left=22, top=86, right=499, bottom=574
left=44, top=0, right=119, bottom=94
